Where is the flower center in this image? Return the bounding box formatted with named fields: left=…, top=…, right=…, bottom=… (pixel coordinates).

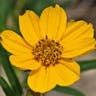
left=32, top=38, right=63, bottom=66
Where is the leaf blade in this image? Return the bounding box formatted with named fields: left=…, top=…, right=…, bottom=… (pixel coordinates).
left=0, top=76, right=16, bottom=96
left=54, top=86, right=85, bottom=96
left=78, top=60, right=96, bottom=72
left=0, top=45, right=22, bottom=96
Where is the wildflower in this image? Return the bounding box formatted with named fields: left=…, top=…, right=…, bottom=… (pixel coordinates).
left=0, top=5, right=95, bottom=93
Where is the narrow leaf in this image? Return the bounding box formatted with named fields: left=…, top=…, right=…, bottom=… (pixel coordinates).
left=0, top=45, right=22, bottom=96
left=0, top=76, right=16, bottom=96
left=78, top=60, right=96, bottom=72
left=54, top=86, right=85, bottom=96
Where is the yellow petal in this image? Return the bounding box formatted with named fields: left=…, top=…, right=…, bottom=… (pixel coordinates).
left=19, top=10, right=40, bottom=46
left=39, top=6, right=51, bottom=38
left=27, top=66, right=57, bottom=93
left=61, top=38, right=95, bottom=58
left=10, top=54, right=41, bottom=70
left=40, top=4, right=67, bottom=41
left=60, top=60, right=80, bottom=75
left=0, top=30, right=32, bottom=55
left=60, top=21, right=95, bottom=58
left=55, top=60, right=80, bottom=86
left=62, top=21, right=94, bottom=40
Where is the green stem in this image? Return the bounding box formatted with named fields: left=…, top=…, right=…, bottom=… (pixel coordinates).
left=0, top=45, right=22, bottom=96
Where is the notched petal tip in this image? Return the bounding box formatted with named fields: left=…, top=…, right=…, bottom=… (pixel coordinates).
left=55, top=4, right=60, bottom=8
left=19, top=10, right=36, bottom=21
left=19, top=10, right=32, bottom=16
left=88, top=23, right=94, bottom=30
left=25, top=10, right=36, bottom=16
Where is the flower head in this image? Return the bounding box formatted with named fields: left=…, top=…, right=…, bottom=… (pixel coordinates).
left=0, top=4, right=95, bottom=93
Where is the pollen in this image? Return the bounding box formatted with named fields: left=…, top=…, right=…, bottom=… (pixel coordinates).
left=32, top=37, right=63, bottom=66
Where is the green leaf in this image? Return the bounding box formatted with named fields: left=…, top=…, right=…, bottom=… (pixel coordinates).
left=0, top=76, right=16, bottom=96
left=54, top=86, right=85, bottom=96
left=0, top=45, right=22, bottom=96
left=78, top=59, right=96, bottom=72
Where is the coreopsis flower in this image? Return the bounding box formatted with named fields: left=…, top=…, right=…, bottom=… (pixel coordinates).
left=0, top=5, right=95, bottom=93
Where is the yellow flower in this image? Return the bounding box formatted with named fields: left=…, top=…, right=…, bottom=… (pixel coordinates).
left=0, top=4, right=95, bottom=93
